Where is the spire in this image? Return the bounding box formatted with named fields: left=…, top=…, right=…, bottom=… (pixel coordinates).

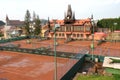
left=73, top=11, right=75, bottom=20
left=48, top=17, right=50, bottom=32
left=91, top=14, right=93, bottom=19
left=64, top=4, right=75, bottom=23
left=6, top=14, right=9, bottom=26
left=6, top=14, right=9, bottom=21
left=67, top=4, right=72, bottom=19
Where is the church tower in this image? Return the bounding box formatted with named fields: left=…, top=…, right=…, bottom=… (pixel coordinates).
left=64, top=4, right=75, bottom=24
left=67, top=5, right=72, bottom=19
left=6, top=15, right=9, bottom=26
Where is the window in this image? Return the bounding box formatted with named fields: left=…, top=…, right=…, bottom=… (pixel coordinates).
left=59, top=33, right=61, bottom=36
left=62, top=33, right=64, bottom=36
left=60, top=26, right=65, bottom=32
left=77, top=34, right=79, bottom=37
left=66, top=26, right=71, bottom=32
left=56, top=33, right=58, bottom=36
left=71, top=26, right=73, bottom=31
left=75, top=26, right=84, bottom=31
left=73, top=34, right=76, bottom=37
left=77, top=26, right=80, bottom=31
left=74, top=26, right=78, bottom=31
left=81, top=34, right=83, bottom=37
left=81, top=26, right=84, bottom=31
left=86, top=34, right=89, bottom=38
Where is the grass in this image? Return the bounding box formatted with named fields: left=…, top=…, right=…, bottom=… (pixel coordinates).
left=105, top=68, right=120, bottom=75
left=110, top=58, right=120, bottom=63
left=77, top=75, right=116, bottom=80
left=113, top=74, right=120, bottom=80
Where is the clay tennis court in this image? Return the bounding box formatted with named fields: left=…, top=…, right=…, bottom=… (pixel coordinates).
left=0, top=39, right=91, bottom=53
left=0, top=51, right=77, bottom=80
left=1, top=39, right=120, bottom=57
left=0, top=39, right=120, bottom=80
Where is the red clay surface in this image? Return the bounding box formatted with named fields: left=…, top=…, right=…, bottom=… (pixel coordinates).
left=1, top=39, right=120, bottom=57
left=0, top=39, right=120, bottom=80
left=0, top=51, right=77, bottom=80
left=94, top=42, right=120, bottom=57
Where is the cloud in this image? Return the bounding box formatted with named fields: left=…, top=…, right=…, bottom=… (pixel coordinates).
left=103, top=0, right=120, bottom=5
left=114, top=0, right=120, bottom=4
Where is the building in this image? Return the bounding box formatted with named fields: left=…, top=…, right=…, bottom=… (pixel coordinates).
left=4, top=15, right=25, bottom=39
left=106, top=31, right=120, bottom=41
left=6, top=16, right=24, bottom=27
left=48, top=5, right=93, bottom=40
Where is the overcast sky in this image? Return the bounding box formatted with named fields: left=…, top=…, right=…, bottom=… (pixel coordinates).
left=0, top=0, right=120, bottom=21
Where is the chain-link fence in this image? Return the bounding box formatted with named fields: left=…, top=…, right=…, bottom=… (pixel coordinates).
left=90, top=47, right=120, bottom=57
left=57, top=58, right=78, bottom=80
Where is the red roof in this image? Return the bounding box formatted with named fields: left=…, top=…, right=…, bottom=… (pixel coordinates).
left=8, top=20, right=24, bottom=26
left=114, top=30, right=120, bottom=33
left=50, top=18, right=91, bottom=26
left=94, top=32, right=107, bottom=37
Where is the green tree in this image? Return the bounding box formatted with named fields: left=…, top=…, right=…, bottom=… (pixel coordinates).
left=97, top=17, right=120, bottom=30
left=33, top=11, right=36, bottom=22
left=24, top=10, right=31, bottom=36
left=34, top=15, right=41, bottom=36
left=0, top=32, right=4, bottom=37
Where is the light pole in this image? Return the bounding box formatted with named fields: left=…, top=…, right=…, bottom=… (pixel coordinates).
left=91, top=15, right=95, bottom=61
left=54, top=24, right=60, bottom=80
left=113, top=22, right=117, bottom=42
left=29, top=26, right=34, bottom=48
left=113, top=22, right=117, bottom=32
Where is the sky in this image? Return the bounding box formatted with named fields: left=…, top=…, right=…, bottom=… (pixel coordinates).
left=0, top=0, right=120, bottom=21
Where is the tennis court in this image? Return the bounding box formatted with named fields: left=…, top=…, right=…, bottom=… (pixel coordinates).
left=0, top=51, right=77, bottom=80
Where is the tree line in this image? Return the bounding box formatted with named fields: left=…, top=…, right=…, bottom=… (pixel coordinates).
left=97, top=17, right=120, bottom=31
left=24, top=10, right=41, bottom=36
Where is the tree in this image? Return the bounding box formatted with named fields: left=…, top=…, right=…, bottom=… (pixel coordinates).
left=33, top=11, right=36, bottom=22
left=0, top=32, right=4, bottom=37
left=24, top=10, right=31, bottom=36
left=97, top=17, right=120, bottom=30
left=34, top=15, right=41, bottom=36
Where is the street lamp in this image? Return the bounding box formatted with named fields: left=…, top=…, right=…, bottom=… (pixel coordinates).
left=113, top=22, right=117, bottom=42
left=113, top=22, right=117, bottom=31
left=91, top=15, right=95, bottom=61
left=29, top=26, right=35, bottom=48
left=54, top=24, right=60, bottom=80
